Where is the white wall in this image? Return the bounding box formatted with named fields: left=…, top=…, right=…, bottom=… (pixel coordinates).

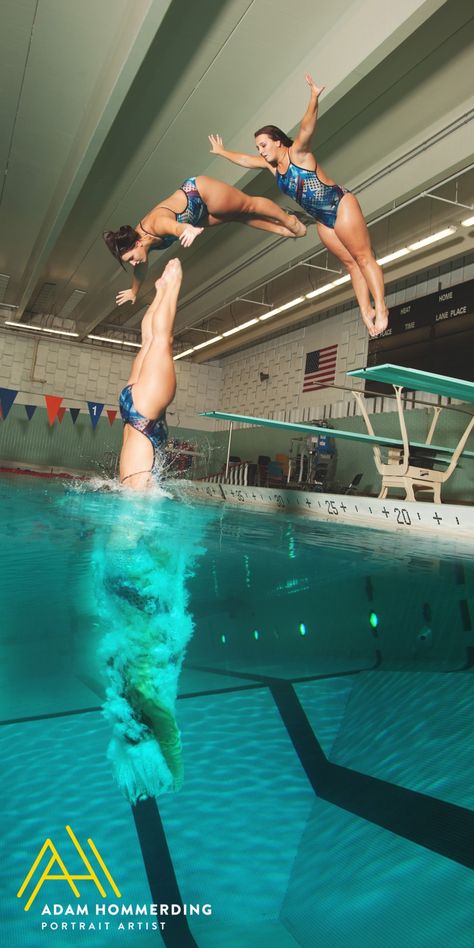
left=0, top=329, right=223, bottom=432
left=219, top=308, right=365, bottom=425
left=218, top=256, right=474, bottom=425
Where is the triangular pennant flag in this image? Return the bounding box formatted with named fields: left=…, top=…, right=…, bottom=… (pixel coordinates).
left=0, top=387, right=18, bottom=419
left=69, top=408, right=80, bottom=424
left=25, top=405, right=37, bottom=420
left=44, top=395, right=63, bottom=426
left=57, top=407, right=66, bottom=423
left=106, top=409, right=118, bottom=426
left=88, top=401, right=105, bottom=430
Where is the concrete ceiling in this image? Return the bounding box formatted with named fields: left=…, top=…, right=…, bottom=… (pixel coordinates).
left=0, top=0, right=473, bottom=358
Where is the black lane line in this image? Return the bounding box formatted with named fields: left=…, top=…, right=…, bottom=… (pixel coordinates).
left=185, top=660, right=378, bottom=685
left=0, top=673, right=357, bottom=727
left=0, top=642, right=458, bottom=728
left=0, top=706, right=101, bottom=726
left=178, top=682, right=264, bottom=700
left=132, top=798, right=198, bottom=948
left=269, top=680, right=474, bottom=870
left=184, top=663, right=278, bottom=684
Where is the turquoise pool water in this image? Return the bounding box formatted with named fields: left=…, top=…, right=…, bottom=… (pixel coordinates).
left=0, top=474, right=473, bottom=947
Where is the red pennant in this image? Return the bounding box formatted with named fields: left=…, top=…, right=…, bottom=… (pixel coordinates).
left=57, top=407, right=67, bottom=423
left=107, top=410, right=118, bottom=425
left=44, top=395, right=63, bottom=426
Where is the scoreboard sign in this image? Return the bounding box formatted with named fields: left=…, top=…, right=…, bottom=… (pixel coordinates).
left=369, top=278, right=473, bottom=342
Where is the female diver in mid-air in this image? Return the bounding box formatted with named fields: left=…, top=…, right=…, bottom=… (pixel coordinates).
left=103, top=175, right=306, bottom=306
left=118, top=257, right=182, bottom=490
left=209, top=74, right=388, bottom=337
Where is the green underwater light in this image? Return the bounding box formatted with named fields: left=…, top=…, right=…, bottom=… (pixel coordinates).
left=369, top=611, right=379, bottom=629
left=299, top=623, right=307, bottom=636
left=220, top=634, right=226, bottom=645
left=253, top=630, right=260, bottom=641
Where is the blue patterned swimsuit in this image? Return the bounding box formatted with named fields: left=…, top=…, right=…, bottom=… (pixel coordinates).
left=276, top=151, right=347, bottom=228
left=146, top=177, right=208, bottom=250
left=119, top=384, right=168, bottom=475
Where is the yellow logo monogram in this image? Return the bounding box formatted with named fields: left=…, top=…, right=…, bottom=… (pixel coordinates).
left=17, top=825, right=121, bottom=911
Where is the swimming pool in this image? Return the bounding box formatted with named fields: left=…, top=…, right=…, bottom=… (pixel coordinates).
left=1, top=474, right=473, bottom=947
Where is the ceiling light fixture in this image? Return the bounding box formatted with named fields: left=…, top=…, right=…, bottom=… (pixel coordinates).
left=461, top=215, right=474, bottom=227
left=41, top=327, right=80, bottom=337
left=376, top=248, right=410, bottom=265
left=193, top=335, right=223, bottom=350
left=408, top=226, right=457, bottom=250
left=87, top=334, right=140, bottom=347
left=174, top=348, right=195, bottom=360
left=305, top=282, right=335, bottom=299
left=331, top=274, right=352, bottom=286
left=259, top=296, right=305, bottom=320
left=5, top=320, right=79, bottom=337
left=222, top=318, right=259, bottom=337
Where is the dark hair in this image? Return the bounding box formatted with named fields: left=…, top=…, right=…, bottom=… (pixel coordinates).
left=102, top=225, right=139, bottom=269
left=254, top=125, right=294, bottom=147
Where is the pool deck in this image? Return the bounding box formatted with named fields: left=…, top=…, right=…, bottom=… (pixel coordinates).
left=171, top=480, right=474, bottom=541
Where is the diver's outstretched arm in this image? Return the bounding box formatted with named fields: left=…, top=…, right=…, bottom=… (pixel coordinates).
left=292, top=74, right=325, bottom=157
left=208, top=133, right=268, bottom=169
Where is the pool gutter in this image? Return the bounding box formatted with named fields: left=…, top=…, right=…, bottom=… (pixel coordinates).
left=169, top=480, right=474, bottom=541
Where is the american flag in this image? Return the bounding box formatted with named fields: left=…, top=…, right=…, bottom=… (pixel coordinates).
left=303, top=344, right=338, bottom=392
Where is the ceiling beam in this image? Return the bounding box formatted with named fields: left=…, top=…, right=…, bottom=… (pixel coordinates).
left=15, top=0, right=174, bottom=319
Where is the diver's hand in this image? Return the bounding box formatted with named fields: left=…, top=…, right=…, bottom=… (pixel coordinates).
left=179, top=225, right=204, bottom=248
left=116, top=288, right=137, bottom=306
left=208, top=133, right=225, bottom=155
left=305, top=74, right=325, bottom=100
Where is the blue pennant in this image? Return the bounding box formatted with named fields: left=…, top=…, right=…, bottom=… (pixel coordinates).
left=87, top=402, right=105, bottom=430
left=0, top=387, right=18, bottom=419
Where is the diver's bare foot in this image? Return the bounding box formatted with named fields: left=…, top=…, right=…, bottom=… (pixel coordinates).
left=161, top=257, right=183, bottom=288
left=373, top=306, right=389, bottom=336
left=151, top=272, right=168, bottom=303
left=153, top=259, right=183, bottom=295
left=361, top=308, right=377, bottom=337
left=153, top=260, right=183, bottom=309
left=287, top=214, right=306, bottom=237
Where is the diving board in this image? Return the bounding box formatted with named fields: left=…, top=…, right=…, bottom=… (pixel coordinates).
left=200, top=411, right=474, bottom=460
left=348, top=364, right=474, bottom=403
left=345, top=365, right=474, bottom=502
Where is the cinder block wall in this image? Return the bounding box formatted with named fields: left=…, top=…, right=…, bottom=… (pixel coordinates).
left=1, top=256, right=472, bottom=485
left=0, top=330, right=223, bottom=472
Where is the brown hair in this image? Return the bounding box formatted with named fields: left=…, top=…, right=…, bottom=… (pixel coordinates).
left=102, top=225, right=139, bottom=269
left=254, top=125, right=294, bottom=147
